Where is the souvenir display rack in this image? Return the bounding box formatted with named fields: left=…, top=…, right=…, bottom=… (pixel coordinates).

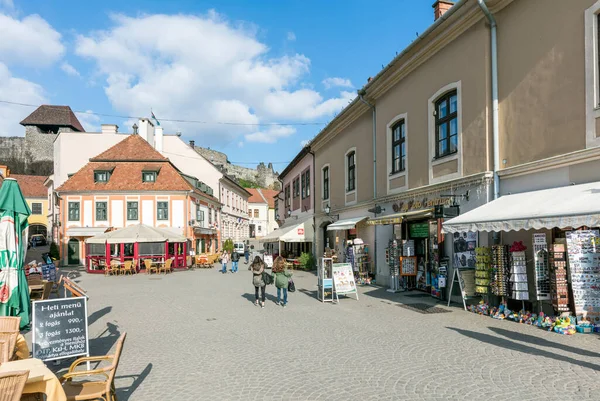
left=550, top=243, right=570, bottom=313
left=475, top=247, right=491, bottom=295
left=400, top=256, right=417, bottom=276
left=491, top=245, right=510, bottom=297
left=386, top=240, right=400, bottom=292
left=533, top=234, right=551, bottom=300
left=354, top=243, right=371, bottom=284
left=510, top=251, right=529, bottom=300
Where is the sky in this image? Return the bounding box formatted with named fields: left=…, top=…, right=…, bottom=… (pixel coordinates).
left=0, top=0, right=433, bottom=170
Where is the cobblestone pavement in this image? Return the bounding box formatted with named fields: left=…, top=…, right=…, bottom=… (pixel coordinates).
left=44, top=266, right=600, bottom=400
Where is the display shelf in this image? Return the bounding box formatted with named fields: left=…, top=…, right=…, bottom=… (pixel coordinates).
left=533, top=233, right=551, bottom=300
left=475, top=247, right=491, bottom=295
left=491, top=245, right=509, bottom=297
left=549, top=243, right=570, bottom=313
left=510, top=251, right=529, bottom=300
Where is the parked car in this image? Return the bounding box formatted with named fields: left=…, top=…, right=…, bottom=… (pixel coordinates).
left=30, top=234, right=47, bottom=247
left=233, top=242, right=245, bottom=256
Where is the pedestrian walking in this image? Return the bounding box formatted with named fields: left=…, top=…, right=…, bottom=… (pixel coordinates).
left=244, top=243, right=250, bottom=264
left=251, top=256, right=266, bottom=308
left=221, top=250, right=229, bottom=274
left=272, top=255, right=292, bottom=307
left=231, top=249, right=240, bottom=273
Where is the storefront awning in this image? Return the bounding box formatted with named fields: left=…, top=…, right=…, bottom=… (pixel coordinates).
left=326, top=216, right=369, bottom=231
left=86, top=224, right=187, bottom=244
left=443, top=181, right=600, bottom=233
left=68, top=227, right=108, bottom=237
left=259, top=217, right=314, bottom=243
left=367, top=209, right=433, bottom=225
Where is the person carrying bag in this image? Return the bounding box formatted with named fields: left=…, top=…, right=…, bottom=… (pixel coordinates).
left=272, top=256, right=292, bottom=307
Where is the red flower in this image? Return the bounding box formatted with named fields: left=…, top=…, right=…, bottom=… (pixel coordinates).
left=0, top=284, right=9, bottom=303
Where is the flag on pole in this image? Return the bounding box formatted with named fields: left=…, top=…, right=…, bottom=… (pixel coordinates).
left=0, top=178, right=31, bottom=329
left=151, top=110, right=160, bottom=126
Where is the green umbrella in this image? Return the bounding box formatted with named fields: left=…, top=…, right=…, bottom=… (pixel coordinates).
left=0, top=178, right=31, bottom=329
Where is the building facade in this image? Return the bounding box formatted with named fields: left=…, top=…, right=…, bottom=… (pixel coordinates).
left=7, top=174, right=50, bottom=238
left=246, top=188, right=279, bottom=238
left=309, top=0, right=598, bottom=290
left=55, top=134, right=220, bottom=266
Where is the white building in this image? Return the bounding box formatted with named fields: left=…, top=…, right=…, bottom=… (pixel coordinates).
left=52, top=119, right=251, bottom=245
left=246, top=188, right=279, bottom=238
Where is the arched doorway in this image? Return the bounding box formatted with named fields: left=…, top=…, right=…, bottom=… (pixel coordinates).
left=29, top=224, right=47, bottom=238
left=68, top=238, right=80, bottom=265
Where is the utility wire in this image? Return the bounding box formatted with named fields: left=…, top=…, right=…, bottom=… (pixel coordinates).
left=0, top=99, right=328, bottom=127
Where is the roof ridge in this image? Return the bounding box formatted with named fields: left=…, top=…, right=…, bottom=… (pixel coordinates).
left=256, top=188, right=269, bottom=204
left=89, top=134, right=168, bottom=162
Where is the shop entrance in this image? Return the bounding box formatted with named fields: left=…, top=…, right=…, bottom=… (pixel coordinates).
left=68, top=238, right=80, bottom=265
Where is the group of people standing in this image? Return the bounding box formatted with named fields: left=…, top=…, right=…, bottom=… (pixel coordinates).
left=251, top=256, right=292, bottom=308
left=220, top=244, right=250, bottom=274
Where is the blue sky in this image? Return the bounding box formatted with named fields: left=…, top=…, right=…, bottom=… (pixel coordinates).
left=0, top=0, right=433, bottom=171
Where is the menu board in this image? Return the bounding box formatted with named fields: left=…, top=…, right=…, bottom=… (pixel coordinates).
left=32, top=297, right=89, bottom=361
left=458, top=269, right=477, bottom=297
left=263, top=255, right=273, bottom=268
left=566, top=230, right=600, bottom=322
left=331, top=263, right=357, bottom=295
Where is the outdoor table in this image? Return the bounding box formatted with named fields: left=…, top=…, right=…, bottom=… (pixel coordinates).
left=15, top=333, right=29, bottom=360
left=0, top=358, right=67, bottom=401
left=29, top=280, right=48, bottom=292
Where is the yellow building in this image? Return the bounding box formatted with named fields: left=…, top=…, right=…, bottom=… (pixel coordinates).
left=10, top=174, right=50, bottom=238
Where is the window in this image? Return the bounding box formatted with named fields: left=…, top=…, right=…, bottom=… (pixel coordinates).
left=197, top=208, right=205, bottom=225
left=305, top=170, right=310, bottom=197
left=142, top=172, right=156, bottom=182
left=96, top=202, right=107, bottom=221
left=323, top=167, right=329, bottom=200
left=258, top=225, right=262, bottom=233
left=157, top=201, right=169, bottom=220
left=248, top=209, right=252, bottom=215
left=347, top=151, right=356, bottom=192
left=209, top=208, right=213, bottom=224
left=391, top=120, right=406, bottom=173
left=68, top=202, right=80, bottom=221
left=254, top=209, right=259, bottom=218
left=434, top=90, right=458, bottom=158
left=127, top=202, right=138, bottom=220
left=31, top=202, right=42, bottom=215
left=94, top=170, right=110, bottom=183
left=284, top=186, right=290, bottom=207
left=227, top=191, right=230, bottom=206
left=301, top=173, right=306, bottom=199
left=292, top=178, right=300, bottom=198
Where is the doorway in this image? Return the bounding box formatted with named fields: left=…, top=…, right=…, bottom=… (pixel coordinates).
left=68, top=238, right=80, bottom=265
left=249, top=224, right=256, bottom=238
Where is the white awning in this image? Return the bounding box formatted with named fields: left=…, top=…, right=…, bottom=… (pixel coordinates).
left=259, top=217, right=314, bottom=243
left=68, top=227, right=108, bottom=237
left=327, top=216, right=369, bottom=231
left=443, top=181, right=600, bottom=233
left=86, top=224, right=187, bottom=244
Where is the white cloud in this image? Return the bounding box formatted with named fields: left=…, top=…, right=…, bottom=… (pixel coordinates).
left=75, top=12, right=353, bottom=144
left=286, top=31, right=296, bottom=41
left=0, top=13, right=64, bottom=67
left=61, top=62, right=81, bottom=77
left=0, top=62, right=46, bottom=136
left=322, top=77, right=353, bottom=89
left=300, top=139, right=310, bottom=147
left=0, top=0, right=14, bottom=10
left=245, top=125, right=296, bottom=144
left=75, top=110, right=101, bottom=132
left=237, top=141, right=244, bottom=148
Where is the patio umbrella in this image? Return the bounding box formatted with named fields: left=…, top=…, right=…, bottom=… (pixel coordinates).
left=0, top=178, right=31, bottom=329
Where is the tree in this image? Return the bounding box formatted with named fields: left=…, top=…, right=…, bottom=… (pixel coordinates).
left=223, top=238, right=234, bottom=253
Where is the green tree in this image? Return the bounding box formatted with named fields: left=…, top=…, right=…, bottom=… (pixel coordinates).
left=223, top=238, right=234, bottom=253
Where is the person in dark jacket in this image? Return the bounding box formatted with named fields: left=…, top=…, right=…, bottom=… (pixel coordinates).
left=244, top=243, right=250, bottom=264
left=272, top=256, right=292, bottom=307
left=231, top=250, right=240, bottom=273
left=251, top=256, right=266, bottom=308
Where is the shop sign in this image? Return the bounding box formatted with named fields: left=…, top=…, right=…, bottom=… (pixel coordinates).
left=297, top=228, right=304, bottom=236
left=392, top=197, right=452, bottom=213
left=331, top=263, right=358, bottom=299
left=409, top=223, right=429, bottom=238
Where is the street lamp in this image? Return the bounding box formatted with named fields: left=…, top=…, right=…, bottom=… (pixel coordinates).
left=324, top=204, right=338, bottom=221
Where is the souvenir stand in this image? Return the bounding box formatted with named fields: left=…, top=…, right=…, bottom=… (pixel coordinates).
left=318, top=257, right=336, bottom=303
left=386, top=239, right=401, bottom=292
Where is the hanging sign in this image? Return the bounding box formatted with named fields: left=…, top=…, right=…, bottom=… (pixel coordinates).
left=32, top=297, right=89, bottom=361
left=331, top=263, right=358, bottom=300
left=392, top=197, right=452, bottom=213
left=566, top=230, right=600, bottom=322
left=409, top=223, right=429, bottom=238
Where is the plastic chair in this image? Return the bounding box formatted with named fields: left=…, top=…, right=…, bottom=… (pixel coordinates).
left=0, top=370, right=29, bottom=401
left=60, top=333, right=127, bottom=401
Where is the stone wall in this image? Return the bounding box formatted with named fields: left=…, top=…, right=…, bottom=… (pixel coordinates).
left=0, top=126, right=60, bottom=175
left=0, top=136, right=26, bottom=163
left=195, top=146, right=280, bottom=190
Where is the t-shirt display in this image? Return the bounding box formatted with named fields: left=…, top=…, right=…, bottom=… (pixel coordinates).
left=566, top=230, right=600, bottom=322
left=510, top=250, right=529, bottom=300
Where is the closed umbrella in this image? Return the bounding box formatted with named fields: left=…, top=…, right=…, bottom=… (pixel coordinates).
left=0, top=178, right=31, bottom=328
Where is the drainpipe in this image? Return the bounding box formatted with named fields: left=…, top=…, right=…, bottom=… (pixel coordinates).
left=358, top=93, right=378, bottom=275
left=478, top=0, right=500, bottom=244
left=308, top=148, right=317, bottom=257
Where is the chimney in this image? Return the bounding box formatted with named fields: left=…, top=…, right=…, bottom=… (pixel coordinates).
left=189, top=140, right=195, bottom=148
left=132, top=123, right=138, bottom=135
left=138, top=118, right=155, bottom=147
left=101, top=124, right=118, bottom=134
left=155, top=126, right=164, bottom=153
left=433, top=0, right=454, bottom=21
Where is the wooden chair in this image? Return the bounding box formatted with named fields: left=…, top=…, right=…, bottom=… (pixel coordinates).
left=158, top=258, right=172, bottom=274
left=0, top=317, right=20, bottom=331
left=121, top=260, right=134, bottom=276
left=144, top=259, right=157, bottom=275
left=110, top=260, right=120, bottom=276
left=26, top=273, right=43, bottom=286
left=60, top=333, right=127, bottom=401
left=0, top=370, right=29, bottom=401
left=31, top=281, right=53, bottom=301
left=131, top=259, right=138, bottom=274
left=0, top=331, right=18, bottom=362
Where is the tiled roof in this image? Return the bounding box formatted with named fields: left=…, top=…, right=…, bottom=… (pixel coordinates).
left=90, top=134, right=168, bottom=162
left=10, top=174, right=48, bottom=198
left=56, top=161, right=191, bottom=192
left=246, top=188, right=279, bottom=208
left=20, top=105, right=85, bottom=132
